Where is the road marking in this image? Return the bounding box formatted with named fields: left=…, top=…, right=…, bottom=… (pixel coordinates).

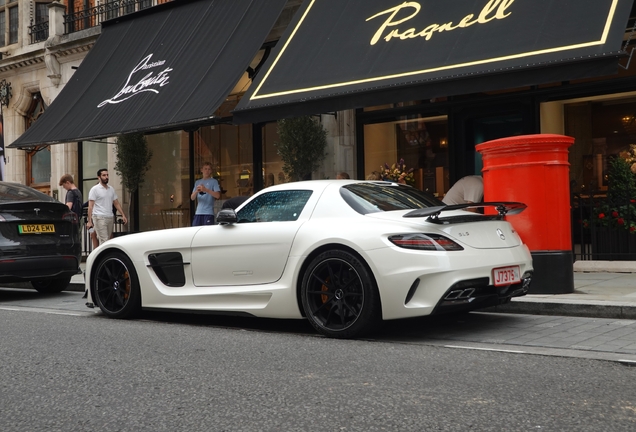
left=0, top=306, right=88, bottom=317
left=438, top=343, right=636, bottom=365
left=445, top=344, right=526, bottom=354
left=610, top=320, right=636, bottom=326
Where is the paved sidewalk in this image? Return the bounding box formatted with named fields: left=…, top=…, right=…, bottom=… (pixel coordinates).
left=486, top=268, right=636, bottom=319
left=71, top=261, right=636, bottom=319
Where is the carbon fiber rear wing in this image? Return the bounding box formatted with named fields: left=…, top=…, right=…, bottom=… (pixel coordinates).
left=403, top=202, right=527, bottom=221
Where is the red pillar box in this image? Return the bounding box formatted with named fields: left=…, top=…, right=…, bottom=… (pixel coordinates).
left=476, top=134, right=574, bottom=294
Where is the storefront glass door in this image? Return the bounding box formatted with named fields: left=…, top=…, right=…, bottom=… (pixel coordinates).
left=471, top=113, right=525, bottom=174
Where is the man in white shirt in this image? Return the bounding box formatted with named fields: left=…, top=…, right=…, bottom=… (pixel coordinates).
left=442, top=175, right=483, bottom=205
left=86, top=169, right=128, bottom=245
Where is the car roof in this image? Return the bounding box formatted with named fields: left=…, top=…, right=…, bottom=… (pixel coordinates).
left=0, top=181, right=57, bottom=203
left=260, top=179, right=389, bottom=192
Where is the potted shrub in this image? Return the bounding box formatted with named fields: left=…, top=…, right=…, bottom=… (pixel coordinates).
left=276, top=116, right=328, bottom=182
left=114, top=133, right=153, bottom=232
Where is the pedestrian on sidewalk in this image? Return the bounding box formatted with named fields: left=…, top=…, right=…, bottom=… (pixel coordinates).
left=86, top=169, right=127, bottom=245
left=191, top=162, right=221, bottom=226
left=59, top=174, right=83, bottom=223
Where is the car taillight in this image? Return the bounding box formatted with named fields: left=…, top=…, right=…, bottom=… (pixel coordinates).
left=63, top=212, right=79, bottom=224
left=388, top=234, right=464, bottom=251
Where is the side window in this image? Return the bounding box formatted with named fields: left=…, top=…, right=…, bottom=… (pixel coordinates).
left=236, top=190, right=313, bottom=223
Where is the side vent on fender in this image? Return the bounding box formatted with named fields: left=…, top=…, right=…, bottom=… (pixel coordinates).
left=148, top=252, right=186, bottom=287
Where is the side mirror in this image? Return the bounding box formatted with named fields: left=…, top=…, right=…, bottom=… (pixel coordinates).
left=216, top=208, right=238, bottom=225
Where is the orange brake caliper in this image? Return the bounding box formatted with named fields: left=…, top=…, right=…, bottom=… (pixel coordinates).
left=321, top=277, right=330, bottom=304
left=123, top=271, right=131, bottom=300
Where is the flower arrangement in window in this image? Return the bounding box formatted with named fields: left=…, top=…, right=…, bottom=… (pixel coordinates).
left=380, top=159, right=415, bottom=186
left=619, top=144, right=636, bottom=174
left=585, top=152, right=636, bottom=233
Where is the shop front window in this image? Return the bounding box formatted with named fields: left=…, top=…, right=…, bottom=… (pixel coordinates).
left=565, top=96, right=636, bottom=194
left=135, top=123, right=286, bottom=232
left=81, top=141, right=108, bottom=199
left=138, top=131, right=189, bottom=231
left=195, top=124, right=254, bottom=215
left=363, top=115, right=448, bottom=197
left=29, top=147, right=50, bottom=184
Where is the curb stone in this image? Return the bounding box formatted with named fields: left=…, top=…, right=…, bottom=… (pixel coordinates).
left=483, top=301, right=636, bottom=320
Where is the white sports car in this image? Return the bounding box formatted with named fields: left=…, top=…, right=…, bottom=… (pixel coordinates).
left=85, top=180, right=533, bottom=339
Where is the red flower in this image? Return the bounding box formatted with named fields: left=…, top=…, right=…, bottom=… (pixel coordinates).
left=631, top=200, right=636, bottom=203
left=612, top=211, right=619, bottom=218
left=631, top=226, right=636, bottom=232
left=598, top=213, right=605, bottom=219
left=618, top=218, right=625, bottom=225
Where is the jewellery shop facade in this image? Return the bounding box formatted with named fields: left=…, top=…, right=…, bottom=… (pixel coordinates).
left=9, top=0, right=636, bottom=238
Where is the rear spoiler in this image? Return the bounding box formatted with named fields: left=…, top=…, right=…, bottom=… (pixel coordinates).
left=404, top=202, right=527, bottom=220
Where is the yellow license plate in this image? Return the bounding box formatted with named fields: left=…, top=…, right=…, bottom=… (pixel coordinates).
left=18, top=224, right=55, bottom=234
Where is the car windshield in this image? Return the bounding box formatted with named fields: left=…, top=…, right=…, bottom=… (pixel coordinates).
left=341, top=183, right=444, bottom=215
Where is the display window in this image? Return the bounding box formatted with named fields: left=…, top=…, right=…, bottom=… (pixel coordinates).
left=563, top=92, right=636, bottom=194
left=363, top=115, right=448, bottom=197
left=136, top=120, right=286, bottom=230
left=137, top=131, right=189, bottom=231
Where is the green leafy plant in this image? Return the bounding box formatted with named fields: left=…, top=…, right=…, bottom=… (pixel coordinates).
left=276, top=116, right=328, bottom=182
left=114, top=133, right=153, bottom=230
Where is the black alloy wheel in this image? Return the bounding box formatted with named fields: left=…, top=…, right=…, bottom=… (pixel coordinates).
left=31, top=276, right=72, bottom=294
left=301, top=250, right=380, bottom=339
left=92, top=252, right=141, bottom=319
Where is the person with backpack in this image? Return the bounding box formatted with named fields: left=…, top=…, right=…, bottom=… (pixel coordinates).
left=59, top=174, right=83, bottom=223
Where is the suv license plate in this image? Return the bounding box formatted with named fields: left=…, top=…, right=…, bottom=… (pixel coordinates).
left=18, top=224, right=55, bottom=234
left=493, top=266, right=520, bottom=286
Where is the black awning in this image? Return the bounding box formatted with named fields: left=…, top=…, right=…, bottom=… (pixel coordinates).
left=9, top=0, right=287, bottom=148
left=233, top=0, right=634, bottom=124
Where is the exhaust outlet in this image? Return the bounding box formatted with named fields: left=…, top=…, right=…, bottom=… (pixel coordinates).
left=444, top=288, right=475, bottom=301
left=458, top=288, right=475, bottom=299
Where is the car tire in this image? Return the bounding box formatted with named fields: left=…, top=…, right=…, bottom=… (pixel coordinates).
left=92, top=252, right=141, bottom=319
left=301, top=249, right=381, bottom=339
left=31, top=276, right=72, bottom=294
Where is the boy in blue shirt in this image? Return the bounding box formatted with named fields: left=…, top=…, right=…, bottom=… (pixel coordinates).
left=190, top=162, right=221, bottom=226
